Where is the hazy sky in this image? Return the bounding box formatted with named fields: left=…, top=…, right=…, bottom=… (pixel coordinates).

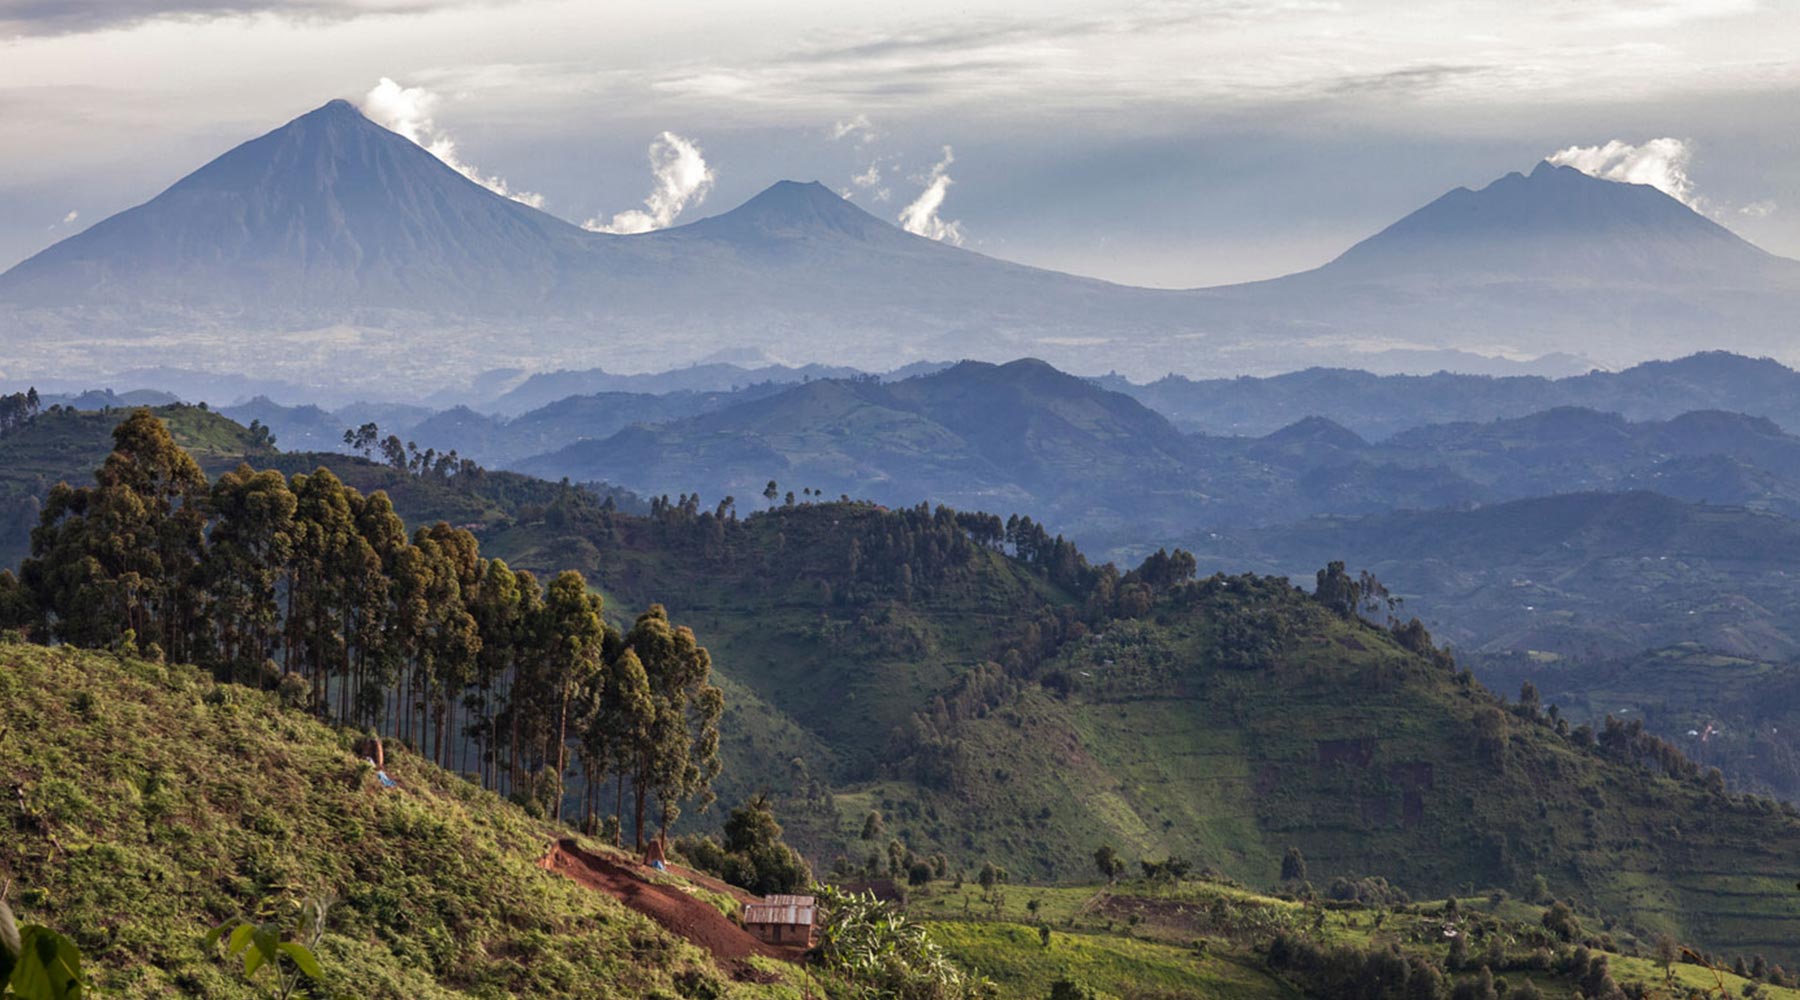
left=2, top=0, right=1797, bottom=286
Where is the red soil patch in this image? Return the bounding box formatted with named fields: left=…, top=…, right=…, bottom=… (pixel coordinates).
left=541, top=839, right=804, bottom=978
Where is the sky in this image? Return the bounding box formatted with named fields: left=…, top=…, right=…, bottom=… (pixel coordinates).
left=1, top=0, right=1797, bottom=287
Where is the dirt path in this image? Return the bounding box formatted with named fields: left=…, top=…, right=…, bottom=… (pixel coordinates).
left=541, top=839, right=803, bottom=978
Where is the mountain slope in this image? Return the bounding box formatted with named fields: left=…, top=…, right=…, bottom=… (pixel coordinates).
left=0, top=100, right=587, bottom=316
left=1313, top=162, right=1786, bottom=287
left=476, top=499, right=1800, bottom=966
left=0, top=639, right=815, bottom=998
left=512, top=358, right=1219, bottom=537
left=7, top=101, right=1800, bottom=385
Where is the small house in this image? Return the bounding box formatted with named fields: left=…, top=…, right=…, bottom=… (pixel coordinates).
left=742, top=894, right=816, bottom=947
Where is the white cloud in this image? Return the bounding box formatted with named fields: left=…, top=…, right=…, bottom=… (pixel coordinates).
left=1545, top=137, right=1697, bottom=206
left=61, top=209, right=78, bottom=224
left=583, top=131, right=715, bottom=234
left=848, top=161, right=891, bottom=202
left=898, top=146, right=963, bottom=245
left=1740, top=199, right=1778, bottom=217
left=831, top=114, right=875, bottom=143
left=360, top=77, right=545, bottom=208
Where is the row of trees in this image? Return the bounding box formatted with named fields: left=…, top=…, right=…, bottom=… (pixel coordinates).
left=0, top=410, right=720, bottom=842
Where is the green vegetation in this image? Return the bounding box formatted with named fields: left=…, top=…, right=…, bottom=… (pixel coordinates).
left=13, top=401, right=1800, bottom=994
left=0, top=401, right=273, bottom=568
left=914, top=872, right=1800, bottom=1000
left=468, top=494, right=1800, bottom=967
left=0, top=639, right=814, bottom=998
left=10, top=410, right=720, bottom=847
left=675, top=795, right=813, bottom=896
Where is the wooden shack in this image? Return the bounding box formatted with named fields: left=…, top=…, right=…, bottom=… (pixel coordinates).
left=742, top=894, right=816, bottom=947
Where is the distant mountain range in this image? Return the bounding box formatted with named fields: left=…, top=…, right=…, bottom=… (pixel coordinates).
left=4, top=100, right=1799, bottom=388
left=1107, top=351, right=1800, bottom=438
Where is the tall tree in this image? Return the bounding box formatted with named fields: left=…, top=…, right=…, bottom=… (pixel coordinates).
left=24, top=409, right=209, bottom=658
left=205, top=464, right=296, bottom=684
left=625, top=604, right=724, bottom=844
left=541, top=571, right=607, bottom=822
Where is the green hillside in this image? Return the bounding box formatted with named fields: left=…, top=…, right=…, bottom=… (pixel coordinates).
left=18, top=639, right=1787, bottom=1000
left=477, top=502, right=1800, bottom=967
left=11, top=405, right=1800, bottom=978
left=0, top=403, right=272, bottom=567
left=0, top=638, right=818, bottom=999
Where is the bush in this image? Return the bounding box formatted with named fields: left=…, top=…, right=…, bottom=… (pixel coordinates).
left=676, top=795, right=813, bottom=896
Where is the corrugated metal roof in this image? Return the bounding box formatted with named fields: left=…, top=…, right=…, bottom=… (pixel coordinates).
left=743, top=895, right=816, bottom=926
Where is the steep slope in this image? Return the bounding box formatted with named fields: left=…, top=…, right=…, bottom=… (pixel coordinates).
left=477, top=499, right=1800, bottom=965
left=0, top=100, right=587, bottom=316
left=0, top=639, right=816, bottom=998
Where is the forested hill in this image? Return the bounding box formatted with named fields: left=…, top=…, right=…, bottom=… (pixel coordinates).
left=0, top=399, right=643, bottom=568
left=11, top=404, right=1800, bottom=966
left=482, top=496, right=1800, bottom=966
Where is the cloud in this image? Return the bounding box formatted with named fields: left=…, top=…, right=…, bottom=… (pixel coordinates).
left=46, top=209, right=79, bottom=229
left=1546, top=137, right=1697, bottom=206
left=360, top=77, right=545, bottom=208
left=0, top=0, right=447, bottom=38
left=1740, top=199, right=1778, bottom=218
left=849, top=161, right=890, bottom=202
left=897, top=146, right=963, bottom=245
left=831, top=114, right=875, bottom=143
left=583, top=131, right=715, bottom=234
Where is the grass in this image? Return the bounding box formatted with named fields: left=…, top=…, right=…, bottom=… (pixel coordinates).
left=913, top=875, right=1800, bottom=1000
left=928, top=919, right=1297, bottom=999
left=0, top=637, right=816, bottom=999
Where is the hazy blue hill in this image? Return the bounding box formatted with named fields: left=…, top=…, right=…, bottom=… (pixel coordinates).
left=514, top=359, right=1218, bottom=535
left=1118, top=352, right=1800, bottom=438
left=486, top=361, right=892, bottom=416
left=220, top=395, right=348, bottom=452
left=39, top=388, right=181, bottom=409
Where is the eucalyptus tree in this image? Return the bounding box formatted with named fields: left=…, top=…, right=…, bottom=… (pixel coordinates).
left=205, top=464, right=296, bottom=684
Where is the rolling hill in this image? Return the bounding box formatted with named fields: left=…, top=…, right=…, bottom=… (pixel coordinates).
left=14, top=404, right=1800, bottom=972
left=477, top=498, right=1800, bottom=966
left=1109, top=351, right=1800, bottom=439
left=1182, top=491, right=1800, bottom=660
left=513, top=358, right=1224, bottom=541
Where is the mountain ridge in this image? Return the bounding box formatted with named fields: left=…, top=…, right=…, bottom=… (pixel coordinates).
left=5, top=100, right=1800, bottom=384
